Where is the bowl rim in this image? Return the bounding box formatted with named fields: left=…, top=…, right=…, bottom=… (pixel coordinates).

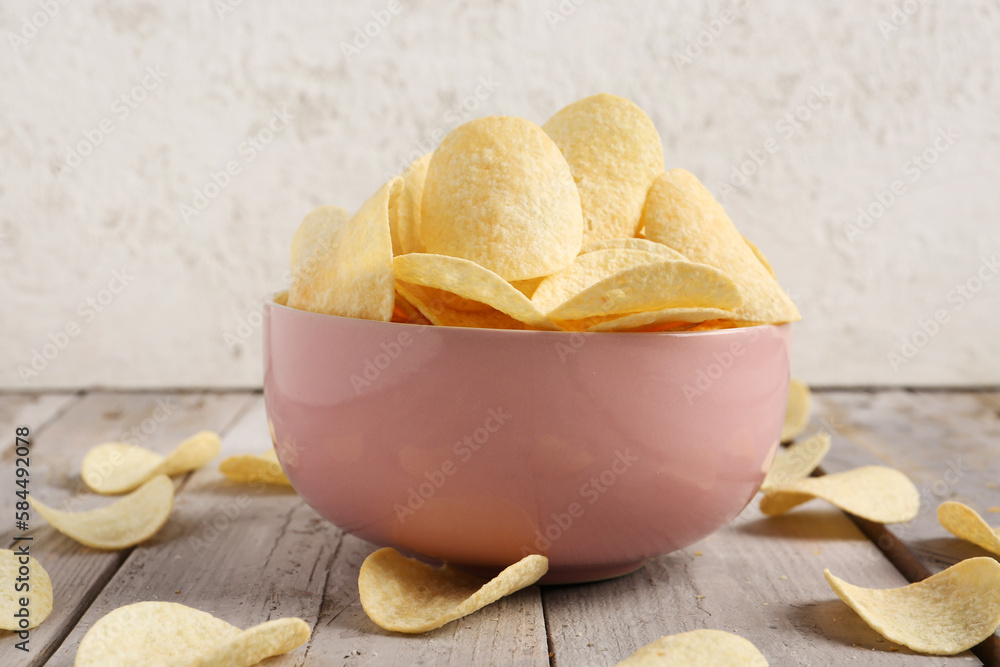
left=264, top=291, right=793, bottom=338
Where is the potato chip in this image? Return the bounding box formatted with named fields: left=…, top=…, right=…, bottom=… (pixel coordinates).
left=74, top=601, right=309, bottom=666
left=560, top=307, right=735, bottom=333
left=392, top=153, right=431, bottom=255
left=289, top=205, right=350, bottom=281
left=760, top=465, right=919, bottom=523
left=642, top=169, right=800, bottom=324
left=616, top=629, right=768, bottom=666
left=218, top=449, right=293, bottom=487
left=31, top=475, right=174, bottom=550
left=187, top=617, right=311, bottom=667
left=509, top=276, right=544, bottom=299
left=421, top=116, right=582, bottom=280
left=938, top=501, right=1000, bottom=556
left=760, top=432, right=831, bottom=492
left=82, top=431, right=221, bottom=494
left=395, top=281, right=528, bottom=330
left=531, top=248, right=665, bottom=315
left=0, top=549, right=53, bottom=630
left=744, top=236, right=775, bottom=277
left=543, top=93, right=664, bottom=243
left=288, top=177, right=401, bottom=320
left=781, top=379, right=811, bottom=442
left=394, top=253, right=559, bottom=330
left=546, top=260, right=741, bottom=322
left=824, top=557, right=1000, bottom=655
left=581, top=236, right=688, bottom=261
left=358, top=547, right=548, bottom=633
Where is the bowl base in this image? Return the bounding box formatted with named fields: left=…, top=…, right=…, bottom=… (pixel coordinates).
left=460, top=559, right=648, bottom=586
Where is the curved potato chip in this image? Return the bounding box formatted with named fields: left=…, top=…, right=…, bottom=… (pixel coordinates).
left=760, top=465, right=919, bottom=523
left=642, top=170, right=800, bottom=324
left=31, top=475, right=174, bottom=549
left=394, top=254, right=559, bottom=330
left=824, top=558, right=1000, bottom=655
left=188, top=617, right=311, bottom=667
left=744, top=236, right=775, bottom=277
left=581, top=236, right=688, bottom=261
left=82, top=431, right=221, bottom=494
left=546, top=260, right=741, bottom=321
left=288, top=177, right=401, bottom=320
left=74, top=601, right=309, bottom=667
left=938, top=501, right=1000, bottom=556
left=0, top=549, right=53, bottom=630
left=543, top=93, right=664, bottom=243
left=761, top=432, right=831, bottom=492
left=421, top=116, right=583, bottom=280
left=560, top=307, right=735, bottom=333
left=392, top=153, right=431, bottom=255
left=359, top=547, right=548, bottom=633
left=616, top=629, right=768, bottom=666
left=531, top=249, right=664, bottom=315
left=395, top=282, right=528, bottom=330
left=781, top=379, right=811, bottom=442
left=219, top=449, right=293, bottom=487
left=289, top=205, right=350, bottom=281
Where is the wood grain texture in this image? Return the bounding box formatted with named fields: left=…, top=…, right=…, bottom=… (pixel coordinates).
left=46, top=397, right=550, bottom=666
left=543, top=502, right=975, bottom=666
left=0, top=392, right=254, bottom=666
left=813, top=390, right=1000, bottom=571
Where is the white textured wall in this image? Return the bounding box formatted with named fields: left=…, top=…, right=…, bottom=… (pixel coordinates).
left=2, top=0, right=998, bottom=389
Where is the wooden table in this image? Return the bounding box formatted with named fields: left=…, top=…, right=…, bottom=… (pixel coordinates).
left=2, top=390, right=998, bottom=666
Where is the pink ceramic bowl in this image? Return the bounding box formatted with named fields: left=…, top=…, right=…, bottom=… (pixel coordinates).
left=263, top=295, right=791, bottom=584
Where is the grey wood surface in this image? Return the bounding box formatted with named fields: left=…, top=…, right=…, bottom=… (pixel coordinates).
left=1, top=390, right=996, bottom=666
left=0, top=392, right=254, bottom=666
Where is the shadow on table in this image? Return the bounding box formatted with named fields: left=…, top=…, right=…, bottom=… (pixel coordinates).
left=788, top=598, right=922, bottom=657
left=734, top=510, right=866, bottom=541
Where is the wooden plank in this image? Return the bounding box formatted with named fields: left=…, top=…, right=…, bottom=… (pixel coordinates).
left=543, top=501, right=975, bottom=665
left=813, top=390, right=1000, bottom=571
left=47, top=398, right=550, bottom=666
left=0, top=392, right=255, bottom=666
left=0, top=393, right=79, bottom=447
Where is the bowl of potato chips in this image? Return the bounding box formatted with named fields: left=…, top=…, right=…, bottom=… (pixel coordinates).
left=264, top=94, right=800, bottom=583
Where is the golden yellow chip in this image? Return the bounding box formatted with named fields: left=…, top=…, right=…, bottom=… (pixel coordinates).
left=74, top=601, right=309, bottom=666
left=531, top=248, right=665, bottom=315
left=581, top=236, right=688, bottom=261
left=824, top=558, right=1000, bottom=655
left=938, top=501, right=1000, bottom=556
left=391, top=152, right=431, bottom=255
left=289, top=205, right=350, bottom=281
left=287, top=177, right=401, bottom=320
left=218, top=449, right=293, bottom=487
left=546, top=260, right=741, bottom=322
left=358, top=547, right=548, bottom=633
left=187, top=617, right=311, bottom=667
left=31, top=475, right=174, bottom=550
left=395, top=281, right=528, bottom=330
left=781, top=379, right=811, bottom=442
left=421, top=116, right=583, bottom=280
left=760, top=432, right=831, bottom=492
left=0, top=549, right=53, bottom=630
left=760, top=465, right=919, bottom=523
left=394, top=253, right=559, bottom=330
left=82, top=431, right=221, bottom=495
left=744, top=235, right=775, bottom=277
left=509, top=276, right=544, bottom=299
left=616, top=629, right=768, bottom=666
left=641, top=169, right=800, bottom=324
left=543, top=93, right=664, bottom=243
left=560, top=307, right=735, bottom=333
